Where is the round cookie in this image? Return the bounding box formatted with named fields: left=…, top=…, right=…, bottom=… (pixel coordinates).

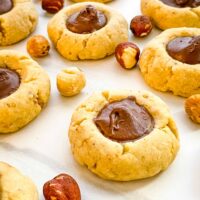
left=139, top=27, right=200, bottom=97
left=0, top=0, right=38, bottom=46
left=71, top=0, right=112, bottom=3
left=141, top=0, right=200, bottom=30
left=0, top=162, right=38, bottom=200
left=68, top=90, right=179, bottom=181
left=48, top=2, right=128, bottom=60
left=0, top=50, right=50, bottom=133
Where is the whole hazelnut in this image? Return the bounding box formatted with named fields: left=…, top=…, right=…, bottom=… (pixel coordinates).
left=57, top=67, right=86, bottom=97
left=130, top=15, right=153, bottom=37
left=42, top=0, right=64, bottom=14
left=43, top=173, right=81, bottom=200
left=115, top=42, right=140, bottom=69
left=27, top=35, right=50, bottom=58
left=185, top=94, right=200, bottom=124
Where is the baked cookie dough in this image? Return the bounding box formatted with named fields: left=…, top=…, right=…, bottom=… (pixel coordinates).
left=71, top=0, right=112, bottom=3
left=0, top=0, right=38, bottom=46
left=141, top=0, right=200, bottom=30
left=48, top=2, right=128, bottom=60
left=68, top=90, right=179, bottom=181
left=0, top=162, right=38, bottom=200
left=139, top=28, right=200, bottom=97
left=0, top=50, right=50, bottom=133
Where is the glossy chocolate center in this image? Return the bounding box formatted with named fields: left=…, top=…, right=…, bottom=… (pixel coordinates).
left=167, top=36, right=200, bottom=64
left=160, top=0, right=200, bottom=8
left=0, top=68, right=20, bottom=99
left=0, top=0, right=13, bottom=15
left=94, top=97, right=155, bottom=142
left=66, top=5, right=107, bottom=34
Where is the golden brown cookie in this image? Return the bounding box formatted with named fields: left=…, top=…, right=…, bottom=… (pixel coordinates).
left=0, top=162, right=38, bottom=200
left=68, top=90, right=179, bottom=181
left=0, top=50, right=50, bottom=133
left=48, top=2, right=128, bottom=60
left=139, top=28, right=200, bottom=97
left=0, top=0, right=38, bottom=46
left=141, top=0, right=200, bottom=30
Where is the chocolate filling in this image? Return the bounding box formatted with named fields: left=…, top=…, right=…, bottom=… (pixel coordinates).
left=160, top=0, right=200, bottom=8
left=94, top=97, right=155, bottom=142
left=66, top=5, right=107, bottom=34
left=0, top=68, right=20, bottom=99
left=167, top=36, right=200, bottom=64
left=0, top=0, right=13, bottom=15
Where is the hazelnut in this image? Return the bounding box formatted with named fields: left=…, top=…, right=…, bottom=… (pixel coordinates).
left=130, top=15, right=153, bottom=37
left=115, top=42, right=140, bottom=69
left=57, top=67, right=86, bottom=97
left=43, top=173, right=81, bottom=200
left=185, top=94, right=200, bottom=124
left=42, top=0, right=64, bottom=14
left=27, top=35, right=50, bottom=58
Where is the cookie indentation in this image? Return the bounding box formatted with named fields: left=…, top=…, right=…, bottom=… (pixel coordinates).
left=0, top=68, right=20, bottom=99
left=66, top=5, right=107, bottom=34
left=0, top=0, right=13, bottom=15
left=167, top=36, right=200, bottom=64
left=94, top=96, right=155, bottom=142
left=160, top=0, right=200, bottom=8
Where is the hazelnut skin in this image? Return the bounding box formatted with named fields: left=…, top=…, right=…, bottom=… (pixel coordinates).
left=57, top=67, right=86, bottom=97
left=130, top=15, right=153, bottom=37
left=42, top=0, right=64, bottom=14
left=43, top=173, right=81, bottom=200
left=115, top=42, right=140, bottom=69
left=27, top=35, right=50, bottom=58
left=185, top=94, right=200, bottom=124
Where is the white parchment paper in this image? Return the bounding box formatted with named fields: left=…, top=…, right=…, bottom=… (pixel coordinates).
left=0, top=0, right=200, bottom=199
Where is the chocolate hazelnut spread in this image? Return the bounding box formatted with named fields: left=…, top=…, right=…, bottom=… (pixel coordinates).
left=167, top=36, right=200, bottom=64
left=94, top=97, right=155, bottom=142
left=160, top=0, right=200, bottom=8
left=0, top=68, right=20, bottom=99
left=66, top=5, right=107, bottom=34
left=0, top=0, right=13, bottom=15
